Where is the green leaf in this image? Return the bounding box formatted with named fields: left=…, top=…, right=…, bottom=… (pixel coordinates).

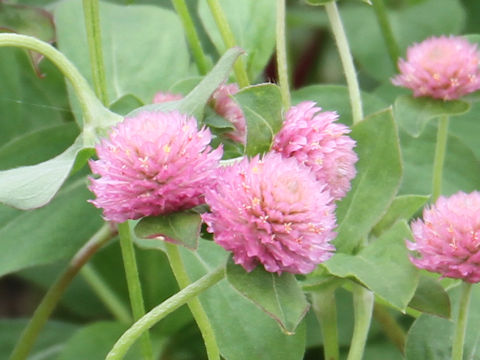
left=137, top=238, right=306, bottom=360
left=305, top=0, right=336, bottom=5
left=134, top=211, right=202, bottom=250
left=198, top=0, right=276, bottom=81
left=448, top=101, right=480, bottom=160
left=405, top=285, right=480, bottom=360
left=324, top=221, right=419, bottom=310
left=372, top=195, right=429, bottom=237
left=291, top=85, right=388, bottom=125
left=0, top=178, right=103, bottom=277
left=55, top=0, right=190, bottom=120
left=335, top=109, right=402, bottom=253
left=128, top=47, right=244, bottom=121
left=0, top=319, right=77, bottom=360
left=0, top=135, right=84, bottom=209
left=408, top=275, right=451, bottom=318
left=56, top=321, right=148, bottom=360
left=394, top=95, right=470, bottom=137
left=226, top=259, right=309, bottom=334
left=233, top=83, right=283, bottom=156
left=399, top=124, right=480, bottom=196
left=109, top=94, right=144, bottom=116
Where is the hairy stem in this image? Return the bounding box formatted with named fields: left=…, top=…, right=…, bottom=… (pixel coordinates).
left=206, top=0, right=250, bottom=88
left=432, top=115, right=449, bottom=202
left=325, top=2, right=363, bottom=124
left=165, top=242, right=221, bottom=360
left=347, top=284, right=374, bottom=360
left=276, top=0, right=290, bottom=109
left=373, top=303, right=406, bottom=353
left=371, top=0, right=400, bottom=67
left=106, top=266, right=225, bottom=360
left=9, top=224, right=115, bottom=360
left=312, top=290, right=339, bottom=360
left=118, top=222, right=153, bottom=360
left=83, top=0, right=109, bottom=106
left=172, top=0, right=210, bottom=75
left=452, top=282, right=472, bottom=360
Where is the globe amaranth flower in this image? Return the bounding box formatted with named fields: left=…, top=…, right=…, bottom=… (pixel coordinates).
left=89, top=111, right=223, bottom=223
left=392, top=36, right=480, bottom=100
left=211, top=83, right=246, bottom=144
left=272, top=101, right=357, bottom=201
left=152, top=91, right=183, bottom=104
left=202, top=152, right=336, bottom=275
left=407, top=191, right=480, bottom=283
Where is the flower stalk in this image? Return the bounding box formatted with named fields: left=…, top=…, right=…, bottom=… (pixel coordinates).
left=452, top=281, right=473, bottom=360
left=9, top=224, right=115, bottom=360
left=106, top=265, right=225, bottom=360
left=432, top=115, right=449, bottom=202
left=370, top=0, right=399, bottom=66
left=276, top=0, right=291, bottom=109
left=312, top=290, right=339, bottom=360
left=118, top=222, right=153, bottom=360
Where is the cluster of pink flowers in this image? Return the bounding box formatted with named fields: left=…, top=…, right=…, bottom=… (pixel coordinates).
left=407, top=191, right=480, bottom=283
left=90, top=89, right=359, bottom=274
left=392, top=35, right=480, bottom=100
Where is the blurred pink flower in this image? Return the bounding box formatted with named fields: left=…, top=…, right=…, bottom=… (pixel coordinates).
left=202, top=152, right=336, bottom=274
left=89, top=111, right=223, bottom=223
left=153, top=91, right=183, bottom=103
left=407, top=191, right=480, bottom=283
left=272, top=101, right=357, bottom=201
left=211, top=83, right=246, bottom=144
left=392, top=36, right=480, bottom=100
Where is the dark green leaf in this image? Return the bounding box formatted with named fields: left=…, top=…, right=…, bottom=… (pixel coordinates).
left=324, top=221, right=419, bottom=310
left=394, top=95, right=470, bottom=137
left=408, top=275, right=451, bottom=318
left=198, top=0, right=276, bottom=80
left=234, top=83, right=283, bottom=156
left=405, top=285, right=480, bottom=360
left=335, top=109, right=402, bottom=253
left=109, top=94, right=144, bottom=116
left=134, top=211, right=202, bottom=250
left=226, top=258, right=309, bottom=334
left=372, top=195, right=429, bottom=236
left=0, top=178, right=103, bottom=277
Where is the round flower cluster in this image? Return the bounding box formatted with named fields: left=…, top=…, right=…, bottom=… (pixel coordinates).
left=89, top=111, right=222, bottom=223
left=407, top=191, right=480, bottom=283
left=202, top=152, right=337, bottom=274
left=392, top=36, right=480, bottom=100
left=272, top=101, right=358, bottom=201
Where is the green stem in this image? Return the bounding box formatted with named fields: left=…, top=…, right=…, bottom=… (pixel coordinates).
left=165, top=242, right=220, bottom=360
left=106, top=266, right=225, bottom=360
left=83, top=0, right=109, bottom=106
left=312, top=290, right=339, bottom=360
left=118, top=222, right=153, bottom=360
left=171, top=0, right=210, bottom=75
left=370, top=0, right=400, bottom=67
left=0, top=34, right=118, bottom=129
left=206, top=0, right=250, bottom=88
left=9, top=224, right=115, bottom=360
left=452, top=282, right=472, bottom=360
left=276, top=0, right=290, bottom=109
left=432, top=115, right=449, bottom=202
left=324, top=1, right=363, bottom=124
left=373, top=303, right=406, bottom=354
left=347, top=284, right=374, bottom=360
left=80, top=263, right=132, bottom=324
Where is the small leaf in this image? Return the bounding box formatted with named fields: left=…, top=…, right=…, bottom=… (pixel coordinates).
left=109, top=94, right=144, bottom=115
left=233, top=83, right=283, bottom=156
left=134, top=211, right=202, bottom=250
left=226, top=258, right=309, bottom=334
left=394, top=95, right=470, bottom=137
left=372, top=195, right=429, bottom=236
left=335, top=108, right=402, bottom=253
left=127, top=47, right=244, bottom=120
left=0, top=135, right=83, bottom=210
left=324, top=221, right=419, bottom=311
left=408, top=275, right=451, bottom=318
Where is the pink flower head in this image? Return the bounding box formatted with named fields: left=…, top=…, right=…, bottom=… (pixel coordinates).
left=211, top=83, right=246, bottom=144
left=153, top=91, right=183, bottom=104
left=202, top=152, right=336, bottom=274
left=407, top=191, right=480, bottom=283
left=392, top=36, right=480, bottom=100
left=272, top=101, right=358, bottom=201
left=89, top=111, right=223, bottom=223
